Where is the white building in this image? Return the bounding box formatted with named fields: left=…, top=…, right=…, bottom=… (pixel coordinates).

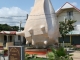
left=0, top=31, right=26, bottom=47
left=57, top=2, right=80, bottom=32
left=56, top=2, right=80, bottom=46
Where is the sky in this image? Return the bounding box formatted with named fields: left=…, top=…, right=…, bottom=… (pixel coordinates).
left=0, top=0, right=80, bottom=27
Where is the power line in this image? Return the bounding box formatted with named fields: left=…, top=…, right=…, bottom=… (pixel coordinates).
left=29, top=13, right=55, bottom=16
left=0, top=21, right=26, bottom=23
left=0, top=16, right=54, bottom=20
left=0, top=13, right=55, bottom=18
left=0, top=16, right=26, bottom=18
left=26, top=16, right=55, bottom=20
left=0, top=13, right=55, bottom=20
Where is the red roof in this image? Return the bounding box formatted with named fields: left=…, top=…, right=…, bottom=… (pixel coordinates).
left=0, top=31, right=16, bottom=35
left=10, top=31, right=16, bottom=34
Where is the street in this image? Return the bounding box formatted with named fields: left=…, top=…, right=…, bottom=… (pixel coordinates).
left=0, top=56, right=8, bottom=60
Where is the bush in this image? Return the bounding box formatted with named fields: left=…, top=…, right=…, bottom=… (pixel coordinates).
left=47, top=52, right=55, bottom=60
left=56, top=46, right=67, bottom=57
left=47, top=47, right=73, bottom=60
left=25, top=47, right=73, bottom=60
left=25, top=54, right=30, bottom=60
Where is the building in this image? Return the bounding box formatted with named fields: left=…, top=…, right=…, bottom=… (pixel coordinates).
left=1, top=2, right=80, bottom=48
left=56, top=2, right=80, bottom=46
left=0, top=31, right=26, bottom=47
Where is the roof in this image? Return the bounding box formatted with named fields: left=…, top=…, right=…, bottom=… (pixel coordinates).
left=0, top=31, right=16, bottom=35
left=67, top=30, right=80, bottom=35
left=56, top=2, right=80, bottom=15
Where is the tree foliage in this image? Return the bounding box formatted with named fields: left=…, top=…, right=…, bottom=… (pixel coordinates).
left=0, top=24, right=24, bottom=31
left=59, top=19, right=76, bottom=36
left=47, top=47, right=73, bottom=60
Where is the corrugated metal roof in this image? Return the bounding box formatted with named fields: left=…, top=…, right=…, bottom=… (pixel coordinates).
left=67, top=30, right=80, bottom=35
left=0, top=31, right=16, bottom=35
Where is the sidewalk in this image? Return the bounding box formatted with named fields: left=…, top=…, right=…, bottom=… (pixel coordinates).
left=70, top=51, right=80, bottom=60
left=0, top=56, right=8, bottom=60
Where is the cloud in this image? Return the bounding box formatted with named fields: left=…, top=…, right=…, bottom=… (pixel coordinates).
left=71, top=2, right=77, bottom=6
left=31, top=6, right=33, bottom=10
left=0, top=7, right=28, bottom=27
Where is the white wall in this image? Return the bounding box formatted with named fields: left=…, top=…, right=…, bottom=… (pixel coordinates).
left=73, top=10, right=80, bottom=25
left=0, top=34, right=4, bottom=42
left=57, top=9, right=80, bottom=31
left=14, top=35, right=24, bottom=42
left=57, top=10, right=67, bottom=22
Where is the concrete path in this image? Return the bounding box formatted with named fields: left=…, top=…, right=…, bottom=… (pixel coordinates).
left=70, top=51, right=80, bottom=60
left=0, top=56, right=8, bottom=60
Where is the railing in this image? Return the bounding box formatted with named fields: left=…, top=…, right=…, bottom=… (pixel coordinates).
left=14, top=42, right=21, bottom=46
left=60, top=43, right=71, bottom=47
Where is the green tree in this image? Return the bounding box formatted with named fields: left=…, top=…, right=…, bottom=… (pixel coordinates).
left=59, top=19, right=76, bottom=47
left=1, top=24, right=11, bottom=31
left=11, top=26, right=19, bottom=31
left=0, top=24, right=24, bottom=31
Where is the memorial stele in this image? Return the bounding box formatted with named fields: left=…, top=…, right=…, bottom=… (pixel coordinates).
left=16, top=0, right=60, bottom=48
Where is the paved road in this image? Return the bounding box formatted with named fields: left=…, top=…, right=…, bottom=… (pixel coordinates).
left=70, top=51, right=80, bottom=60
left=0, top=56, right=8, bottom=60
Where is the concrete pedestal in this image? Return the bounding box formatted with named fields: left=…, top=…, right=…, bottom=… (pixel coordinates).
left=25, top=48, right=51, bottom=57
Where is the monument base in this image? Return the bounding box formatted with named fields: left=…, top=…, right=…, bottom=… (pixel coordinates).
left=25, top=49, right=51, bottom=56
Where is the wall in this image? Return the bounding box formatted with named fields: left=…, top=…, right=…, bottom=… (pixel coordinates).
left=57, top=8, right=80, bottom=30
left=57, top=8, right=80, bottom=45
left=71, top=35, right=80, bottom=45
left=14, top=35, right=24, bottom=42
left=0, top=34, right=4, bottom=42
left=14, top=35, right=25, bottom=45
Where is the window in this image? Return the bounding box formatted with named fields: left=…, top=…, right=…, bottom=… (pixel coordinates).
left=67, top=11, right=73, bottom=20
left=4, top=35, right=7, bottom=46
left=4, top=35, right=7, bottom=40
left=18, top=36, right=21, bottom=40
left=22, top=37, right=26, bottom=45
left=10, top=36, right=12, bottom=42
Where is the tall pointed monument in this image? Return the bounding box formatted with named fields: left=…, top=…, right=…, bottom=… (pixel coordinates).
left=16, top=0, right=60, bottom=48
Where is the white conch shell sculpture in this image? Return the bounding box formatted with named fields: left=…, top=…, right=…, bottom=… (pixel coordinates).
left=16, top=0, right=60, bottom=48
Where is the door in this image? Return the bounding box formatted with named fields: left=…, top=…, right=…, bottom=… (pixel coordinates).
left=4, top=35, right=7, bottom=46
left=9, top=36, right=12, bottom=42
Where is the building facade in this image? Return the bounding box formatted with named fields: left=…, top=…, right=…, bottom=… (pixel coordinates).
left=0, top=31, right=26, bottom=47
left=56, top=2, right=80, bottom=46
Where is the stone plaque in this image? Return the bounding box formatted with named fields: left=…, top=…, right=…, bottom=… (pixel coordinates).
left=8, top=46, right=25, bottom=60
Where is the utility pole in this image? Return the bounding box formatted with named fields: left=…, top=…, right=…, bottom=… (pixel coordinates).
left=26, top=14, right=28, bottom=20
left=19, top=14, right=28, bottom=46
left=19, top=21, right=22, bottom=45
left=19, top=21, right=22, bottom=31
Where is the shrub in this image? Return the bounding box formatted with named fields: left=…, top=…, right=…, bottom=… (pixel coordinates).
left=47, top=52, right=55, bottom=60
left=47, top=47, right=73, bottom=60
left=56, top=46, right=67, bottom=57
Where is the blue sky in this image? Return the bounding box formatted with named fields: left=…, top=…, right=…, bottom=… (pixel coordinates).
left=0, top=0, right=80, bottom=26
left=0, top=0, right=80, bottom=11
